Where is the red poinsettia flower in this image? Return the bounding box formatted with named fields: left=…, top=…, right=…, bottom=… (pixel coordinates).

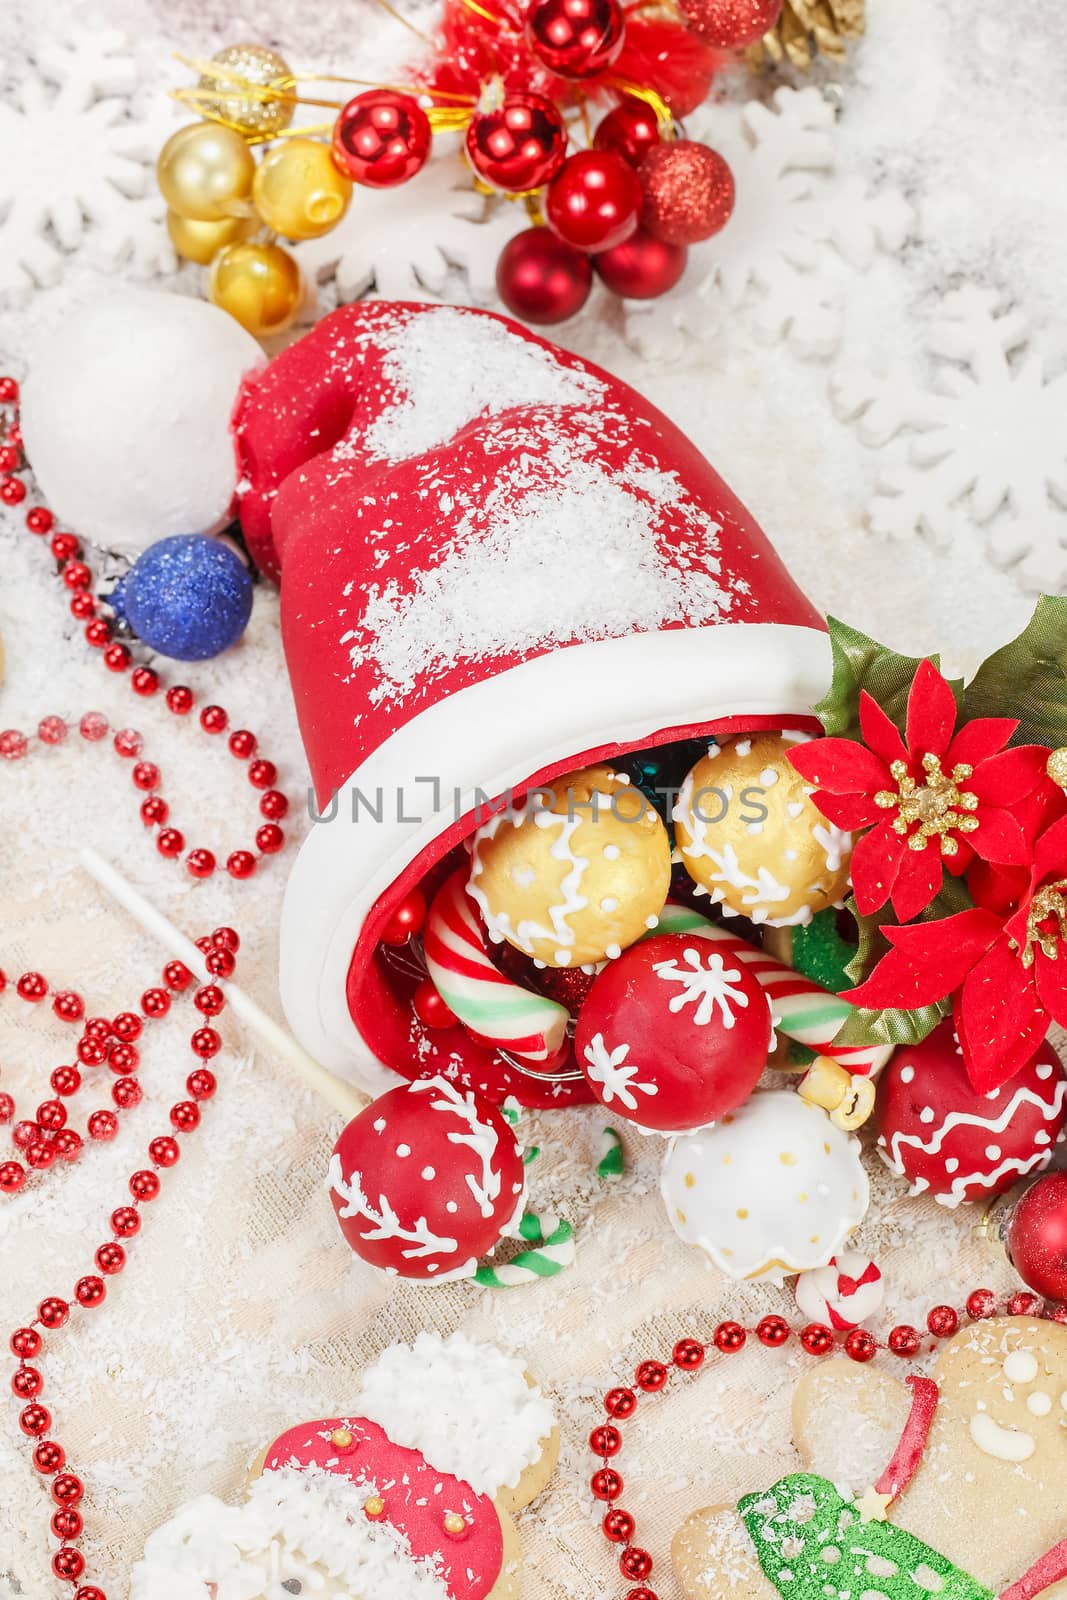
left=850, top=811, right=1067, bottom=1091
left=790, top=660, right=1045, bottom=922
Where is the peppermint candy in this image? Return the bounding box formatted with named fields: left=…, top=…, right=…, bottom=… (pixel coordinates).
left=793, top=1250, right=884, bottom=1331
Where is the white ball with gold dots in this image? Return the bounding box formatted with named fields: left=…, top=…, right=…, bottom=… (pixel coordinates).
left=660, top=1090, right=870, bottom=1282
left=468, top=764, right=671, bottom=968
left=672, top=733, right=852, bottom=926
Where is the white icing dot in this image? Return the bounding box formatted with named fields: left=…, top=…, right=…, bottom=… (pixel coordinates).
left=421, top=1166, right=436, bottom=1180
left=645, top=914, right=660, bottom=929
left=446, top=1201, right=458, bottom=1213
left=554, top=950, right=572, bottom=966
left=373, top=1117, right=387, bottom=1132
left=821, top=1547, right=841, bottom=1565
left=919, top=1107, right=936, bottom=1124
left=1036, top=1061, right=1054, bottom=1080
left=899, top=1065, right=915, bottom=1084
left=759, top=767, right=779, bottom=787
left=605, top=943, right=622, bottom=960
left=985, top=1144, right=1002, bottom=1160
left=944, top=1157, right=959, bottom=1173
left=1028, top=1391, right=1053, bottom=1416
left=395, top=1143, right=411, bottom=1158
left=1035, top=1129, right=1052, bottom=1145
left=603, top=844, right=621, bottom=860
left=600, top=897, right=619, bottom=913
left=1004, top=1350, right=1039, bottom=1384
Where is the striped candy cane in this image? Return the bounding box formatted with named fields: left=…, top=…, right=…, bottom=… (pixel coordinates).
left=474, top=1213, right=576, bottom=1287
left=652, top=903, right=892, bottom=1076
left=423, top=868, right=569, bottom=1064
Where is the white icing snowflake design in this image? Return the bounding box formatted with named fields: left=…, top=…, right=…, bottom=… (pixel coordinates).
left=651, top=947, right=750, bottom=1028
left=0, top=31, right=177, bottom=300
left=582, top=1034, right=658, bottom=1111
left=327, top=1156, right=458, bottom=1264
left=620, top=87, right=914, bottom=363
left=832, top=285, right=1067, bottom=592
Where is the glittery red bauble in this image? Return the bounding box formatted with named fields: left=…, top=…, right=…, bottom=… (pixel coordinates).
left=1007, top=1173, right=1067, bottom=1301
left=334, top=89, right=435, bottom=187
left=466, top=93, right=567, bottom=194
left=594, top=100, right=661, bottom=169
left=926, top=1305, right=958, bottom=1338
left=639, top=141, right=735, bottom=245
left=526, top=0, right=626, bottom=79
left=545, top=150, right=642, bottom=252
left=593, top=227, right=687, bottom=299
left=678, top=0, right=782, bottom=48
left=496, top=228, right=593, bottom=326
left=966, top=1288, right=998, bottom=1320
left=888, top=1324, right=921, bottom=1356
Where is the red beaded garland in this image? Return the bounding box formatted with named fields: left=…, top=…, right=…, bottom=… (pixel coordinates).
left=12, top=1365, right=43, bottom=1398
left=74, top=1276, right=106, bottom=1308
left=53, top=1547, right=86, bottom=1581
left=130, top=1169, right=160, bottom=1200
left=20, top=1402, right=51, bottom=1435
left=590, top=1423, right=622, bottom=1456
left=844, top=1328, right=877, bottom=1363
left=713, top=1320, right=746, bottom=1353
left=34, top=1439, right=65, bottom=1473
left=38, top=1298, right=69, bottom=1329
left=634, top=1359, right=669, bottom=1392
left=95, top=1242, right=126, bottom=1275
left=52, top=1507, right=83, bottom=1540
left=672, top=1337, right=705, bottom=1370
left=604, top=1387, right=638, bottom=1419
left=148, top=1135, right=181, bottom=1166
left=927, top=1305, right=959, bottom=1338
left=799, top=1322, right=833, bottom=1355
left=111, top=1206, right=140, bottom=1236
left=11, top=1327, right=42, bottom=1358
left=52, top=1471, right=85, bottom=1504
left=603, top=1508, right=636, bottom=1543
left=620, top=1547, right=653, bottom=1582
left=966, top=1288, right=998, bottom=1321
left=757, top=1315, right=790, bottom=1347
left=591, top=1466, right=624, bottom=1500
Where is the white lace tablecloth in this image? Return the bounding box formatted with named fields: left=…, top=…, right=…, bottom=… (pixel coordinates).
left=1, top=0, right=1064, bottom=1595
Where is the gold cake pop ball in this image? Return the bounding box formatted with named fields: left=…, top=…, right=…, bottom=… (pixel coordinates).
left=165, top=208, right=256, bottom=264
left=252, top=139, right=352, bottom=241
left=673, top=733, right=852, bottom=926
left=198, top=44, right=295, bottom=139
left=157, top=122, right=255, bottom=222
left=469, top=764, right=671, bottom=968
left=209, top=240, right=303, bottom=338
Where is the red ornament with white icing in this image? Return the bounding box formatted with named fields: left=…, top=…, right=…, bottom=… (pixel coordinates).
left=876, top=1021, right=1067, bottom=1208
left=328, top=1076, right=525, bottom=1278
left=574, top=931, right=772, bottom=1131
left=264, top=1417, right=504, bottom=1600
left=793, top=1249, right=885, bottom=1331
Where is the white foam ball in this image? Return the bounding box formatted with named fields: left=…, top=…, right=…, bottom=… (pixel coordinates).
left=20, top=291, right=265, bottom=552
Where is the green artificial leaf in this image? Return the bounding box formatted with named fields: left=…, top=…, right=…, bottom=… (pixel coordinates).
left=814, top=617, right=962, bottom=742
left=833, top=876, right=973, bottom=1049
left=963, top=595, right=1067, bottom=748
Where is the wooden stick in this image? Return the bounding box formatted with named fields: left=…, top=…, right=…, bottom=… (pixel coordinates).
left=79, top=847, right=368, bottom=1122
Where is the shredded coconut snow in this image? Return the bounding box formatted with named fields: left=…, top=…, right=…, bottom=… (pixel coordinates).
left=363, top=307, right=606, bottom=462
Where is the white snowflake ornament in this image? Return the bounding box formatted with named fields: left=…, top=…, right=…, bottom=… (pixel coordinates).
left=621, top=88, right=914, bottom=364
left=0, top=31, right=177, bottom=301
left=833, top=285, right=1067, bottom=591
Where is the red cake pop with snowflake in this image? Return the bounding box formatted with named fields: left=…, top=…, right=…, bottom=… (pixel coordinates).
left=876, top=1021, right=1067, bottom=1208
left=328, top=1076, right=526, bottom=1279
left=574, top=932, right=773, bottom=1132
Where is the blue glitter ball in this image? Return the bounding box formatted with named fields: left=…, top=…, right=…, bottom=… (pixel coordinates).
left=122, top=535, right=253, bottom=661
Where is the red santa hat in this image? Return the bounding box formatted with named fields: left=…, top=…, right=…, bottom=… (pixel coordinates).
left=234, top=301, right=829, bottom=1106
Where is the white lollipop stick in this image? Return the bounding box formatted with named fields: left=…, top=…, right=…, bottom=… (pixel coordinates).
left=79, top=847, right=367, bottom=1121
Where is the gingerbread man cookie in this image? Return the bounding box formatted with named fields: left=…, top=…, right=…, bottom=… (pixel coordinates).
left=673, top=1318, right=1067, bottom=1600
left=130, top=1334, right=557, bottom=1600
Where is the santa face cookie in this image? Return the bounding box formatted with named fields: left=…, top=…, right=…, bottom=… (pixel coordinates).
left=131, top=1335, right=557, bottom=1600
left=672, top=1317, right=1067, bottom=1600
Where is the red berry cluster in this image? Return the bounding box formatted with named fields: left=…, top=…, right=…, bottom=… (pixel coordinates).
left=588, top=1292, right=1061, bottom=1600
left=0, top=381, right=290, bottom=880
left=4, top=929, right=236, bottom=1594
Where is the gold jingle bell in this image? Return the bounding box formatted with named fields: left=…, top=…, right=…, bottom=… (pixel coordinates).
left=674, top=733, right=853, bottom=926
left=197, top=44, right=295, bottom=139
left=157, top=122, right=256, bottom=222
left=166, top=209, right=256, bottom=265
left=468, top=764, right=672, bottom=969
left=252, top=139, right=352, bottom=241
left=209, top=241, right=303, bottom=339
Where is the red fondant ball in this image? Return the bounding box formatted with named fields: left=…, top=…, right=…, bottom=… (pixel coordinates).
left=546, top=150, right=643, bottom=252
left=328, top=1076, right=525, bottom=1279
left=594, top=100, right=662, bottom=169
left=640, top=141, right=735, bottom=245
left=593, top=227, right=687, bottom=298
left=1006, top=1172, right=1067, bottom=1302
left=876, top=1021, right=1066, bottom=1208
left=678, top=0, right=782, bottom=48
left=574, top=933, right=771, bottom=1131
left=526, top=0, right=626, bottom=79
left=466, top=93, right=567, bottom=194
left=332, top=91, right=432, bottom=188
left=496, top=228, right=593, bottom=325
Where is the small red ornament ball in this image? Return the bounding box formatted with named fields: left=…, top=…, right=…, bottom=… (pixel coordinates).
left=927, top=1305, right=959, bottom=1339
left=1007, top=1172, right=1067, bottom=1302
left=634, top=1359, right=669, bottom=1391
left=380, top=888, right=427, bottom=946
left=333, top=90, right=432, bottom=187
left=673, top=1337, right=705, bottom=1369
left=594, top=228, right=687, bottom=299
left=966, top=1288, right=998, bottom=1321
left=639, top=141, right=735, bottom=246
left=604, top=1387, right=637, bottom=1418
left=526, top=0, right=626, bottom=79
left=888, top=1325, right=921, bottom=1357
left=800, top=1322, right=834, bottom=1355
left=545, top=150, right=642, bottom=253
left=496, top=228, right=593, bottom=326
left=594, top=100, right=661, bottom=169
left=466, top=93, right=567, bottom=194
left=844, top=1328, right=876, bottom=1363
left=413, top=979, right=458, bottom=1030
left=678, top=0, right=782, bottom=47
left=328, top=1076, right=525, bottom=1279
left=604, top=1508, right=636, bottom=1543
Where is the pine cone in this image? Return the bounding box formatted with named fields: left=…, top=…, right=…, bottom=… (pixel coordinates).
left=749, top=0, right=865, bottom=69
